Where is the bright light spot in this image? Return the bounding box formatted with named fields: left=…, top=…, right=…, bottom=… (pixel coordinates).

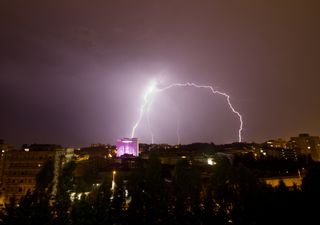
left=70, top=192, right=76, bottom=201
left=24, top=148, right=29, bottom=152
left=181, top=156, right=186, bottom=159
left=1, top=150, right=5, bottom=153
left=69, top=192, right=90, bottom=201
left=108, top=153, right=112, bottom=158
left=111, top=181, right=116, bottom=191
left=207, top=158, right=216, bottom=165
left=145, top=80, right=158, bottom=97
left=111, top=170, right=116, bottom=191
left=307, top=146, right=311, bottom=150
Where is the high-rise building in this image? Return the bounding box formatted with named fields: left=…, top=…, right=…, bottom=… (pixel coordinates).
left=0, top=141, right=13, bottom=199
left=289, top=133, right=320, bottom=161
left=116, top=138, right=139, bottom=157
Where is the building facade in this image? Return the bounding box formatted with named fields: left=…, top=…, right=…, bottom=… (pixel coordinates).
left=116, top=138, right=139, bottom=157
left=0, top=144, right=64, bottom=206
left=289, top=133, right=320, bottom=161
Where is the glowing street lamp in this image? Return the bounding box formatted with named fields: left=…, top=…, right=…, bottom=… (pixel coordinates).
left=111, top=170, right=116, bottom=191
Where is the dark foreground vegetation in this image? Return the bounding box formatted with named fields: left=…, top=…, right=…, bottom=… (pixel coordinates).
left=1, top=154, right=320, bottom=225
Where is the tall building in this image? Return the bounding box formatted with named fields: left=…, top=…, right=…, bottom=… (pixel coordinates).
left=116, top=138, right=139, bottom=157
left=0, top=144, right=64, bottom=206
left=289, top=133, right=320, bottom=161
left=0, top=141, right=13, bottom=197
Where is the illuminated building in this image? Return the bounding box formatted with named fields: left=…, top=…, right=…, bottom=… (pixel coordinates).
left=266, top=138, right=288, bottom=148
left=0, top=144, right=64, bottom=206
left=289, top=133, right=320, bottom=161
left=0, top=141, right=13, bottom=194
left=116, top=138, right=139, bottom=157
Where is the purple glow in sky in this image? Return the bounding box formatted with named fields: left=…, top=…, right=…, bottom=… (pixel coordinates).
left=1, top=1, right=320, bottom=147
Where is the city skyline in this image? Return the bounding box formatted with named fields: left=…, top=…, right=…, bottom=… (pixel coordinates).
left=1, top=1, right=320, bottom=147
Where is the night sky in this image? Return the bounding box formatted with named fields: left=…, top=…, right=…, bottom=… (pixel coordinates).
left=1, top=0, right=320, bottom=147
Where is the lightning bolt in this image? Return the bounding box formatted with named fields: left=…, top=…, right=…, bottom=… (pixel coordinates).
left=131, top=81, right=157, bottom=139
left=131, top=82, right=243, bottom=143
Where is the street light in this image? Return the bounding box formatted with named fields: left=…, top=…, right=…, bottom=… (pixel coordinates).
left=111, top=170, right=116, bottom=191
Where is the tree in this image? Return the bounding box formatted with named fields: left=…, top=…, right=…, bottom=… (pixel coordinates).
left=209, top=156, right=268, bottom=225
left=301, top=163, right=320, bottom=224
left=144, top=153, right=168, bottom=224
left=0, top=197, right=19, bottom=225
left=173, top=159, right=201, bottom=224
left=89, top=179, right=112, bottom=225
left=127, top=158, right=147, bottom=225
left=53, top=161, right=76, bottom=225
left=109, top=178, right=126, bottom=225
left=71, top=195, right=96, bottom=225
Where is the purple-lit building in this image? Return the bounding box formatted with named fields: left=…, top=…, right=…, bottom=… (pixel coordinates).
left=116, top=138, right=139, bottom=157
